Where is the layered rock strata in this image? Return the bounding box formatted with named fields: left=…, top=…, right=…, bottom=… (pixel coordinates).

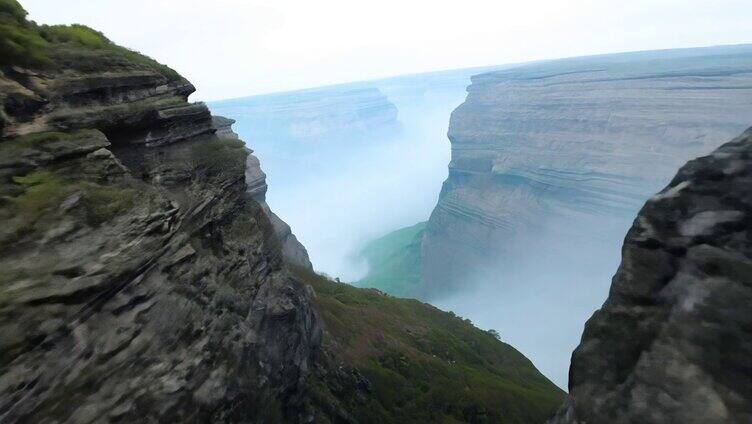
left=423, top=45, right=752, bottom=294
left=0, top=13, right=319, bottom=422
left=212, top=116, right=312, bottom=269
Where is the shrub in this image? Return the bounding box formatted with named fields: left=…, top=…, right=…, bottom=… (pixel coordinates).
left=190, top=138, right=246, bottom=178
left=0, top=0, right=26, bottom=22
left=39, top=24, right=110, bottom=48
left=0, top=15, right=49, bottom=66
left=80, top=183, right=135, bottom=225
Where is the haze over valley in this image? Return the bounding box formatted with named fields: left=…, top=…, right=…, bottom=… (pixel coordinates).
left=3, top=0, right=752, bottom=421
left=213, top=45, right=752, bottom=387
left=209, top=67, right=499, bottom=280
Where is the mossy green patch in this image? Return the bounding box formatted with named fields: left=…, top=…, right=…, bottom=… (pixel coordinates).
left=5, top=169, right=136, bottom=229
left=79, top=183, right=136, bottom=225
left=0, top=0, right=48, bottom=67
left=0, top=0, right=26, bottom=21
left=190, top=137, right=247, bottom=178
left=10, top=170, right=66, bottom=223
left=293, top=267, right=565, bottom=423
left=39, top=24, right=109, bottom=49
left=0, top=2, right=180, bottom=78
left=357, top=222, right=426, bottom=297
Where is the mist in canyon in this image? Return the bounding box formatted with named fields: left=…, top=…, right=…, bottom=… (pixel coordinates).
left=210, top=45, right=752, bottom=390
left=209, top=68, right=496, bottom=280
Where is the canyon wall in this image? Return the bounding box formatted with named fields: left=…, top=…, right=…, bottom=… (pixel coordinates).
left=423, top=44, right=752, bottom=294
left=417, top=45, right=752, bottom=386
left=210, top=86, right=400, bottom=144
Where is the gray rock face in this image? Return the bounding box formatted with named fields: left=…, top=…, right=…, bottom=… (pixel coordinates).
left=550, top=128, right=752, bottom=424
left=0, top=30, right=321, bottom=422
left=423, top=45, right=752, bottom=294
left=212, top=116, right=313, bottom=270
left=211, top=115, right=241, bottom=140
left=244, top=152, right=313, bottom=270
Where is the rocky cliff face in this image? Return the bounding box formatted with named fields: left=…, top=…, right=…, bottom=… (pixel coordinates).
left=0, top=10, right=320, bottom=422
left=212, top=116, right=312, bottom=269
left=550, top=128, right=752, bottom=423
left=422, top=45, right=752, bottom=295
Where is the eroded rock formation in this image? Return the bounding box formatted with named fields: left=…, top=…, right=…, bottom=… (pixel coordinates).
left=0, top=15, right=320, bottom=422
left=212, top=116, right=312, bottom=269
left=210, top=86, right=400, bottom=143
left=550, top=128, right=752, bottom=423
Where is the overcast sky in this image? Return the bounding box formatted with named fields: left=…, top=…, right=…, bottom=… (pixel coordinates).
left=22, top=0, right=752, bottom=101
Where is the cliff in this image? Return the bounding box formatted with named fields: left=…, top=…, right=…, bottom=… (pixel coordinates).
left=0, top=2, right=563, bottom=422
left=352, top=45, right=752, bottom=387
left=212, top=115, right=312, bottom=269
left=550, top=128, right=752, bottom=423
left=0, top=5, right=320, bottom=421
left=423, top=45, right=752, bottom=295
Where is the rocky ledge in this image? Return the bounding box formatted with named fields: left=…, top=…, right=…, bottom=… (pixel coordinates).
left=550, top=128, right=752, bottom=423
left=0, top=7, right=320, bottom=421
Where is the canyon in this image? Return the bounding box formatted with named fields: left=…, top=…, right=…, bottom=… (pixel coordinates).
left=359, top=44, right=752, bottom=387
left=2, top=0, right=751, bottom=421
left=209, top=66, right=500, bottom=280
left=0, top=2, right=563, bottom=422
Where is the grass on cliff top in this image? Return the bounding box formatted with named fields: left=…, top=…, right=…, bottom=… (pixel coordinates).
left=356, top=222, right=426, bottom=298
left=292, top=266, right=565, bottom=423
left=0, top=0, right=180, bottom=78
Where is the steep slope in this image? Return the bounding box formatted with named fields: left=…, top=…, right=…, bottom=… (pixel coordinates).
left=0, top=2, right=563, bottom=422
left=356, top=222, right=425, bottom=297
left=213, top=115, right=312, bottom=269
left=294, top=267, right=565, bottom=423
left=551, top=128, right=752, bottom=423
left=0, top=4, right=320, bottom=421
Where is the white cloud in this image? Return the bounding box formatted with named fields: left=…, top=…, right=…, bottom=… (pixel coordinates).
left=21, top=0, right=752, bottom=100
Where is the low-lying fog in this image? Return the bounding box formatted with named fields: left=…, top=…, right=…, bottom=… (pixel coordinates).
left=210, top=66, right=636, bottom=389
left=210, top=69, right=490, bottom=280
left=433, top=212, right=636, bottom=388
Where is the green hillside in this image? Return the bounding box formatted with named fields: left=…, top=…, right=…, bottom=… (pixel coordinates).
left=293, top=266, right=565, bottom=423
left=356, top=222, right=425, bottom=297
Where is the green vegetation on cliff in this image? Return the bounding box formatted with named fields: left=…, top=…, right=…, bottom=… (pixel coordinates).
left=0, top=0, right=178, bottom=76
left=293, top=267, right=565, bottom=423
left=356, top=222, right=425, bottom=297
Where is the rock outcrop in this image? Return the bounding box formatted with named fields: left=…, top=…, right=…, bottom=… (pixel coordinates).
left=0, top=8, right=320, bottom=422
left=550, top=128, right=752, bottom=423
left=422, top=45, right=752, bottom=295
left=212, top=115, right=312, bottom=269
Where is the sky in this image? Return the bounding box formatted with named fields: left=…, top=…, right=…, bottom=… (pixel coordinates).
left=22, top=0, right=752, bottom=100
